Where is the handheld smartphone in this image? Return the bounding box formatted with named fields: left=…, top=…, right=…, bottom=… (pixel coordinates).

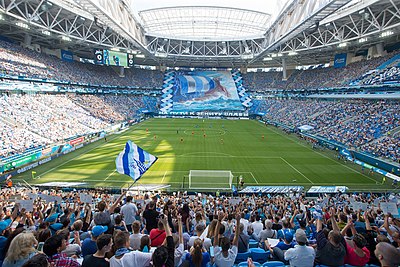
left=210, top=246, right=215, bottom=257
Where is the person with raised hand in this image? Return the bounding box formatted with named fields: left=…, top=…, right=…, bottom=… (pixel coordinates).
left=152, top=213, right=175, bottom=267
left=213, top=211, right=241, bottom=267
left=315, top=207, right=346, bottom=266
left=174, top=215, right=184, bottom=267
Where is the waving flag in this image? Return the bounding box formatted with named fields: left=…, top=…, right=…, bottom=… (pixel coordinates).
left=115, top=141, right=157, bottom=182
left=232, top=184, right=237, bottom=195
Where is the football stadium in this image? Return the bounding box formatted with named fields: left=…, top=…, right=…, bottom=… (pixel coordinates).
left=0, top=0, right=400, bottom=266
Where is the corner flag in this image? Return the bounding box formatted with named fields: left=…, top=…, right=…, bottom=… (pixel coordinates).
left=115, top=140, right=157, bottom=183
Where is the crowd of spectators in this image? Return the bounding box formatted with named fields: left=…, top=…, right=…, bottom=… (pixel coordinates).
left=0, top=187, right=398, bottom=267
left=355, top=66, right=400, bottom=85
left=0, top=40, right=163, bottom=88
left=0, top=93, right=156, bottom=158
left=243, top=52, right=399, bottom=91
left=258, top=99, right=400, bottom=162
left=69, top=95, right=146, bottom=124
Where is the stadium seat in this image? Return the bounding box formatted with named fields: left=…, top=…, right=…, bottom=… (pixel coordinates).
left=249, top=239, right=259, bottom=248
left=262, top=261, right=285, bottom=267
left=250, top=248, right=270, bottom=263
left=238, top=262, right=261, bottom=267
left=235, top=251, right=251, bottom=264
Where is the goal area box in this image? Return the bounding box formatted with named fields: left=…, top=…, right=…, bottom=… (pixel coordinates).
left=188, top=170, right=233, bottom=190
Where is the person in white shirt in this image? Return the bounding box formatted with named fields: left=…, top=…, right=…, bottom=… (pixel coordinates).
left=284, top=229, right=315, bottom=267
left=121, top=196, right=138, bottom=233
left=129, top=221, right=143, bottom=250
left=240, top=213, right=250, bottom=233
left=110, top=231, right=152, bottom=267
left=252, top=215, right=264, bottom=237
left=213, top=211, right=241, bottom=267
left=188, top=223, right=212, bottom=251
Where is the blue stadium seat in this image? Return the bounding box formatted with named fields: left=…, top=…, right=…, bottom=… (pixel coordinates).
left=238, top=262, right=261, bottom=267
left=262, top=261, right=285, bottom=267
left=235, top=251, right=251, bottom=264
left=249, top=239, right=259, bottom=248
left=250, top=248, right=270, bottom=263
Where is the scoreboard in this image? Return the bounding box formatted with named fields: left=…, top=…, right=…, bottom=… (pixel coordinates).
left=94, top=49, right=134, bottom=67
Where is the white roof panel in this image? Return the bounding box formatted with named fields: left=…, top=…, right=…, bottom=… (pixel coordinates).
left=139, top=6, right=272, bottom=40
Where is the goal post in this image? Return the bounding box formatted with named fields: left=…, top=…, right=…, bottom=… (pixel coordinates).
left=188, top=170, right=233, bottom=190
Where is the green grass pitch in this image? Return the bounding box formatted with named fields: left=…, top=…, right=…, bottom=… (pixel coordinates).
left=13, top=118, right=392, bottom=191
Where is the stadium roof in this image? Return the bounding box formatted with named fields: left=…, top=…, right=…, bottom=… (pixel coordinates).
left=138, top=6, right=271, bottom=41
left=1, top=0, right=400, bottom=68
left=133, top=0, right=289, bottom=41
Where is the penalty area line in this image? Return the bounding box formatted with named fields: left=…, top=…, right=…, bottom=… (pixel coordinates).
left=232, top=171, right=259, bottom=184
left=280, top=157, right=314, bottom=184
left=268, top=127, right=377, bottom=184
left=250, top=172, right=259, bottom=184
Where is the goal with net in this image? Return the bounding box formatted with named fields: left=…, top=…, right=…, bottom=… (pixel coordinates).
left=188, top=170, right=233, bottom=190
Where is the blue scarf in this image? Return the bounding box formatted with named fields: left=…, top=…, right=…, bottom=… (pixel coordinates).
left=115, top=247, right=131, bottom=257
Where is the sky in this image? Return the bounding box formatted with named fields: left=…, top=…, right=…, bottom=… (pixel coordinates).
left=130, top=0, right=289, bottom=17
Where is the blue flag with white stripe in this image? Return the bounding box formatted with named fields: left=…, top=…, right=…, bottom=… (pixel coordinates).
left=115, top=141, right=157, bottom=182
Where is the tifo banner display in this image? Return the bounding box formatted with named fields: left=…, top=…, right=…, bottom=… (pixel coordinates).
left=239, top=186, right=304, bottom=194
left=61, top=50, right=73, bottom=62
left=171, top=71, right=244, bottom=112
left=334, top=53, right=347, bottom=68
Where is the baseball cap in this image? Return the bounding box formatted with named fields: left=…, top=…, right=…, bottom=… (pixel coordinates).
left=295, top=229, right=308, bottom=244
left=92, top=225, right=108, bottom=237
left=45, top=213, right=60, bottom=223
left=51, top=223, right=63, bottom=231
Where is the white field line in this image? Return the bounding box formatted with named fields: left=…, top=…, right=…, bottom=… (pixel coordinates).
left=268, top=127, right=378, bottom=184
left=34, top=123, right=147, bottom=178
left=104, top=170, right=117, bottom=181
left=250, top=172, right=259, bottom=184
left=280, top=157, right=314, bottom=184
left=161, top=171, right=168, bottom=183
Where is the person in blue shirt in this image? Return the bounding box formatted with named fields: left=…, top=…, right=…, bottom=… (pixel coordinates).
left=82, top=225, right=108, bottom=257
left=264, top=231, right=294, bottom=264
left=184, top=238, right=210, bottom=267
left=0, top=219, right=12, bottom=265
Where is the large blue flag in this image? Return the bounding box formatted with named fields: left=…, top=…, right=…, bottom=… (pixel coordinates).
left=115, top=141, right=157, bottom=182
